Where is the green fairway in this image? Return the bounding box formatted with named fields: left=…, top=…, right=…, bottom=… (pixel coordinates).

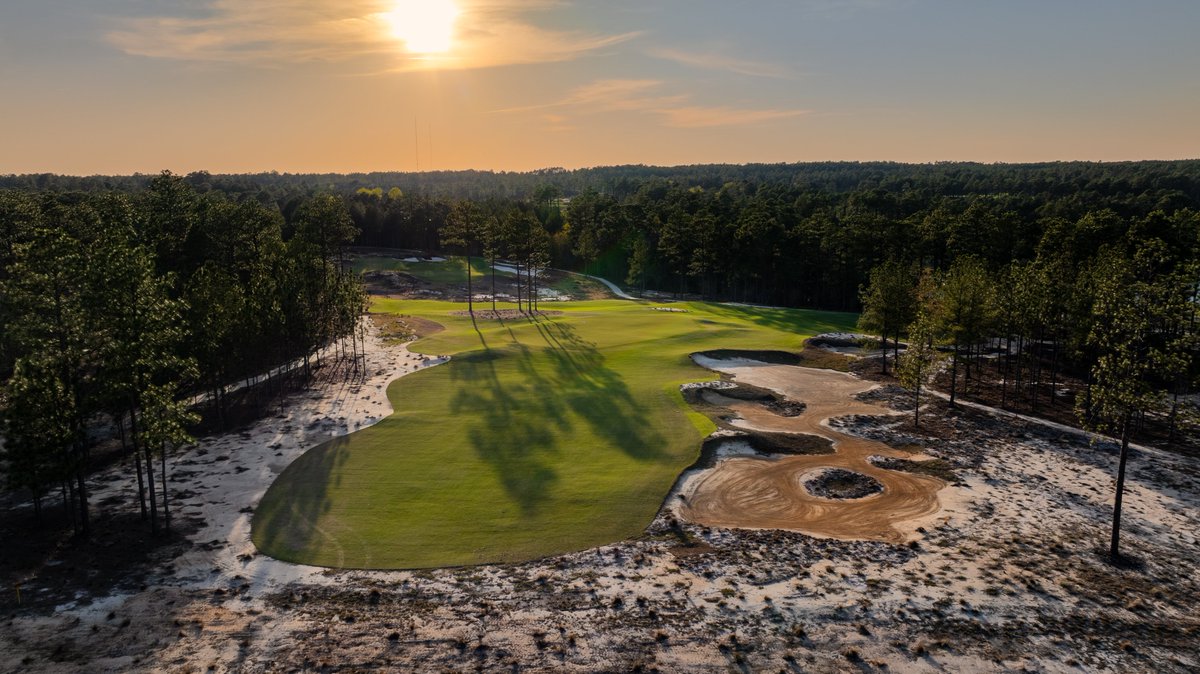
left=252, top=299, right=856, bottom=569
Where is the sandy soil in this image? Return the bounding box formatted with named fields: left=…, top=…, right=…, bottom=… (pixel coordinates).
left=677, top=356, right=946, bottom=542
left=3, top=339, right=1199, bottom=673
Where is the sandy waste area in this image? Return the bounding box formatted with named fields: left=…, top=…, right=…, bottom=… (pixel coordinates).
left=676, top=355, right=946, bottom=541
left=2, top=330, right=1199, bottom=672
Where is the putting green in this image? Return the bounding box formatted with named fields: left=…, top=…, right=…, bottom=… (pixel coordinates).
left=252, top=299, right=856, bottom=569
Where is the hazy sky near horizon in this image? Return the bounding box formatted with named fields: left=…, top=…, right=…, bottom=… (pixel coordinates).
left=1, top=0, right=1198, bottom=175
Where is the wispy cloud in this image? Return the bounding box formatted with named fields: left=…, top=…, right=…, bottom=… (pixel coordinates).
left=649, top=48, right=790, bottom=78
left=106, top=0, right=637, bottom=71
left=655, top=106, right=806, bottom=128
left=500, top=78, right=808, bottom=128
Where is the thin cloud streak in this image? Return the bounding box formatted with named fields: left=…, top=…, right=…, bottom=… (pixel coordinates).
left=106, top=0, right=636, bottom=71
left=655, top=106, right=808, bottom=128
left=649, top=48, right=790, bottom=78
left=498, top=78, right=808, bottom=128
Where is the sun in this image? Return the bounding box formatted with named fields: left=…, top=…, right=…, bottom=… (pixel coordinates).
left=383, top=0, right=461, bottom=54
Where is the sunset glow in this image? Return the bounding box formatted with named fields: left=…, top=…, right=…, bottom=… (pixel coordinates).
left=383, top=0, right=460, bottom=54
left=2, top=2, right=1198, bottom=174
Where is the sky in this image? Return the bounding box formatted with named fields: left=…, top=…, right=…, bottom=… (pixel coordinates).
left=1, top=0, right=1198, bottom=175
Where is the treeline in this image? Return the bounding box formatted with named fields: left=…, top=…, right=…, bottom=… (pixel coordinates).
left=0, top=173, right=365, bottom=536
left=339, top=161, right=1200, bottom=310
left=7, top=161, right=1200, bottom=311
left=6, top=160, right=1200, bottom=205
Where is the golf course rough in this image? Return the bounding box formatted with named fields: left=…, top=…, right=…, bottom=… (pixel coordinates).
left=252, top=299, right=857, bottom=569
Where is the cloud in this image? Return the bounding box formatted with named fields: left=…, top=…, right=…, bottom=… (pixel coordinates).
left=106, top=0, right=637, bottom=71
left=501, top=78, right=807, bottom=129
left=561, top=79, right=687, bottom=111
left=653, top=106, right=808, bottom=128
left=648, top=48, right=790, bottom=78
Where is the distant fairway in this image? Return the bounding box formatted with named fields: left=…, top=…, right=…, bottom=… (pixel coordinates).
left=252, top=298, right=856, bottom=569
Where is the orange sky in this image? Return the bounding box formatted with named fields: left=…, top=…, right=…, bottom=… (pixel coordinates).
left=1, top=0, right=1198, bottom=174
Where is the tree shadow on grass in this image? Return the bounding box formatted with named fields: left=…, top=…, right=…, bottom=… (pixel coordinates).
left=701, top=302, right=856, bottom=336
left=449, top=315, right=666, bottom=515
left=251, top=434, right=352, bottom=566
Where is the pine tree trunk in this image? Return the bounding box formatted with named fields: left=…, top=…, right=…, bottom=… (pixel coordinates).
left=880, top=333, right=889, bottom=375
left=1048, top=331, right=1059, bottom=406
left=129, top=406, right=148, bottom=520
left=516, top=262, right=523, bottom=313
left=913, top=382, right=921, bottom=429
left=1110, top=412, right=1133, bottom=561
left=75, top=465, right=89, bottom=537
left=161, top=444, right=171, bottom=533
left=949, top=344, right=959, bottom=407
left=467, top=254, right=474, bottom=314
left=63, top=480, right=76, bottom=534
left=144, top=447, right=158, bottom=534
left=1031, top=326, right=1044, bottom=412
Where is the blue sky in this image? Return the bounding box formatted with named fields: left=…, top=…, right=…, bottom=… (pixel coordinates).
left=1, top=0, right=1197, bottom=174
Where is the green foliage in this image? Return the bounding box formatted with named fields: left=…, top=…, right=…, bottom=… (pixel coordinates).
left=896, top=312, right=945, bottom=428
left=856, top=259, right=918, bottom=372
left=0, top=178, right=367, bottom=532
left=1079, top=245, right=1172, bottom=433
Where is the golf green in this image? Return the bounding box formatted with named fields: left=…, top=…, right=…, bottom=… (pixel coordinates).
left=252, top=299, right=856, bottom=569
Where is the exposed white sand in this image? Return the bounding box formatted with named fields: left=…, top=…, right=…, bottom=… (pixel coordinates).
left=4, top=335, right=1199, bottom=673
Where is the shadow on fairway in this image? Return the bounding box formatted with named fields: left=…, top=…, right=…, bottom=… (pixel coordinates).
left=252, top=434, right=352, bottom=564
left=449, top=314, right=666, bottom=515
left=704, top=302, right=852, bottom=336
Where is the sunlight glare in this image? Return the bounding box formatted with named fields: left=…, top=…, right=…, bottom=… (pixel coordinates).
left=384, top=0, right=461, bottom=54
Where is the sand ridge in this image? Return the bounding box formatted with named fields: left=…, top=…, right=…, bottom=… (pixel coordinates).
left=677, top=355, right=948, bottom=542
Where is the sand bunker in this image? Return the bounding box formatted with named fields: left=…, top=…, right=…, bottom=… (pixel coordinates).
left=677, top=356, right=947, bottom=543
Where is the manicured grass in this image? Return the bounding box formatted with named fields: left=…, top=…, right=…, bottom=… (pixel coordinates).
left=252, top=299, right=857, bottom=569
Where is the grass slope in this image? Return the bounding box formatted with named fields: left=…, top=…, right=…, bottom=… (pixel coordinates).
left=253, top=300, right=856, bottom=569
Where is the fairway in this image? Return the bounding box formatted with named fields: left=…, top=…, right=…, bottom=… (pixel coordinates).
left=252, top=299, right=856, bottom=569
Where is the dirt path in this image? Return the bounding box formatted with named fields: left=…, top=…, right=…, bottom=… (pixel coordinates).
left=677, top=356, right=948, bottom=542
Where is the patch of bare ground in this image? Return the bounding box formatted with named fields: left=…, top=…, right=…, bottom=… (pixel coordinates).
left=855, top=350, right=1200, bottom=458
left=368, top=312, right=444, bottom=343
left=796, top=345, right=855, bottom=371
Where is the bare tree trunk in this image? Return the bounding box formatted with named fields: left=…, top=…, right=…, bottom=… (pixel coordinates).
left=913, top=382, right=921, bottom=429
left=1031, top=325, right=1044, bottom=413
left=1110, top=412, right=1133, bottom=561
left=949, top=344, right=959, bottom=407
left=161, top=444, right=171, bottom=533
left=75, top=464, right=89, bottom=537
left=1048, top=330, right=1059, bottom=406
left=129, top=407, right=148, bottom=520
left=880, top=333, right=889, bottom=375
left=63, top=480, right=76, bottom=534
left=144, top=447, right=158, bottom=534
left=516, top=262, right=523, bottom=313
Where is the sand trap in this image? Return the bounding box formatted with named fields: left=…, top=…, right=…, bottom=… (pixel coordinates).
left=677, top=356, right=947, bottom=543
